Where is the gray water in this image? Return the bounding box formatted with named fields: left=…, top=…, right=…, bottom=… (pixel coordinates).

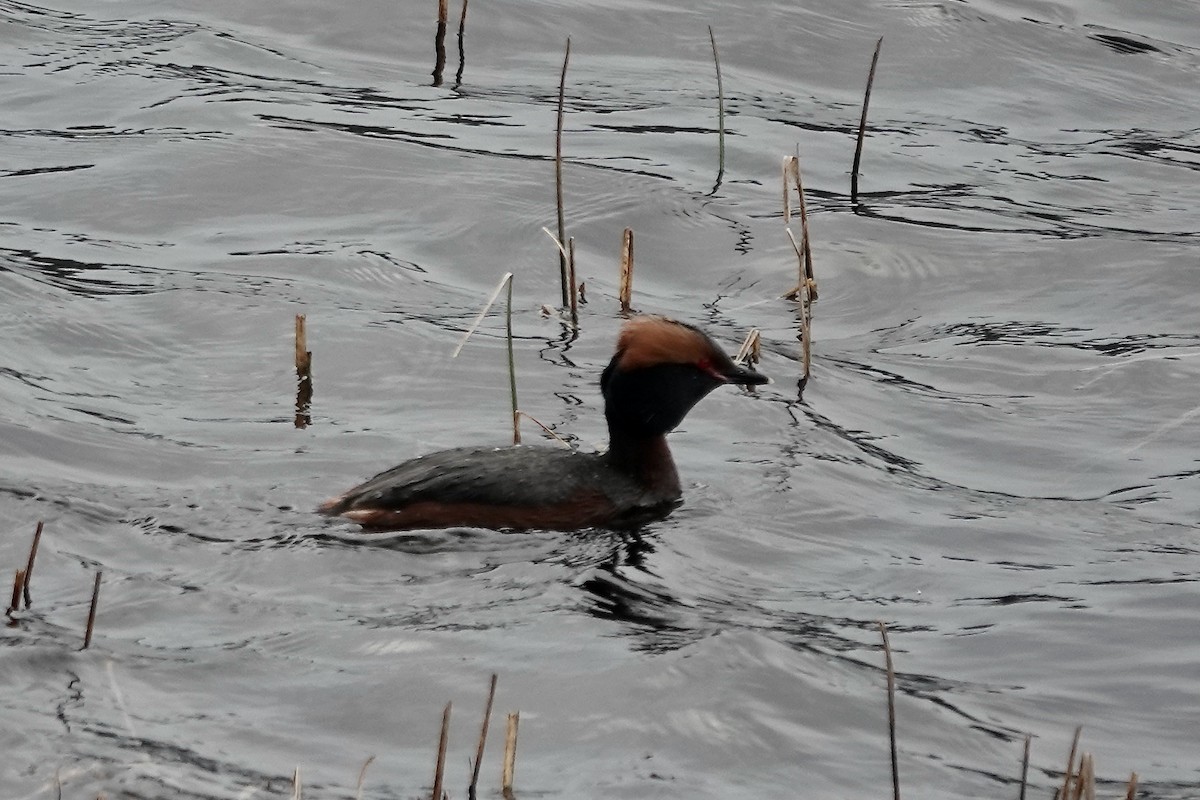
left=2, top=1, right=1198, bottom=798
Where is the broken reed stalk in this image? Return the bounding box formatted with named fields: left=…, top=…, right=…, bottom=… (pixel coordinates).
left=618, top=228, right=634, bottom=313
left=790, top=152, right=817, bottom=300
left=469, top=674, right=499, bottom=800
left=1060, top=725, right=1083, bottom=800
left=708, top=25, right=725, bottom=186
left=432, top=701, right=452, bottom=800
left=1124, top=772, right=1138, bottom=800
left=786, top=228, right=813, bottom=380
left=294, top=314, right=313, bottom=429
left=516, top=411, right=572, bottom=447
left=452, top=272, right=514, bottom=358
left=567, top=237, right=578, bottom=327
left=878, top=622, right=900, bottom=800
left=82, top=571, right=102, bottom=650
left=505, top=275, right=519, bottom=446
left=1018, top=733, right=1031, bottom=800
left=291, top=766, right=302, bottom=800
left=1073, top=752, right=1095, bottom=800
left=501, top=711, right=519, bottom=800
left=734, top=329, right=761, bottom=367
left=433, top=0, right=449, bottom=86
left=22, top=520, right=44, bottom=608
left=555, top=37, right=571, bottom=309
left=295, top=314, right=311, bottom=374
left=8, top=569, right=24, bottom=616
left=851, top=36, right=883, bottom=205
left=355, top=755, right=376, bottom=800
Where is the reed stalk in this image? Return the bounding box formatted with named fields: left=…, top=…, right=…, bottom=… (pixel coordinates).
left=82, top=571, right=102, bottom=650
left=1018, top=733, right=1031, bottom=800
left=454, top=0, right=469, bottom=87
left=1124, top=772, right=1138, bottom=800
left=851, top=36, right=883, bottom=205
left=432, top=702, right=451, bottom=800
left=501, top=711, right=519, bottom=800
left=469, top=674, right=498, bottom=800
left=22, top=520, right=44, bottom=608
left=619, top=228, right=634, bottom=313
left=354, top=755, right=375, bottom=800
left=567, top=237, right=578, bottom=327
left=433, top=0, right=449, bottom=86
left=1060, top=726, right=1083, bottom=800
left=294, top=314, right=313, bottom=429
left=8, top=569, right=24, bottom=616
left=790, top=152, right=817, bottom=300
left=734, top=329, right=761, bottom=367
left=506, top=275, right=519, bottom=445
left=452, top=272, right=514, bottom=358
left=291, top=766, right=302, bottom=800
left=708, top=25, right=725, bottom=187
left=878, top=621, right=900, bottom=800
left=555, top=38, right=571, bottom=308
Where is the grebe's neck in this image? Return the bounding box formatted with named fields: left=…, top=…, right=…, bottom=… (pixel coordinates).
left=604, top=423, right=682, bottom=499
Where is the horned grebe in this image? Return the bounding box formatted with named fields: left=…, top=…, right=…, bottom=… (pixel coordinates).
left=318, top=316, right=767, bottom=531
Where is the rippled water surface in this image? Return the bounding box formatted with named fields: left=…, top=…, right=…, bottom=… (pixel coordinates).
left=2, top=1, right=1199, bottom=798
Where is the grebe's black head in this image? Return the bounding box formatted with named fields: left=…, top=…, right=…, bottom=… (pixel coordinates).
left=600, top=316, right=768, bottom=438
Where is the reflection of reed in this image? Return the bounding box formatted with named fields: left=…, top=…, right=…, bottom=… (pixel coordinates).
left=294, top=314, right=313, bottom=429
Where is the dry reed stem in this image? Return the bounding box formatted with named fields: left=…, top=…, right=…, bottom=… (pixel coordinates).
left=1081, top=753, right=1096, bottom=800
left=291, top=766, right=302, bottom=800
left=791, top=151, right=817, bottom=300
left=22, top=520, right=44, bottom=608
left=432, top=701, right=452, bottom=800
left=788, top=225, right=812, bottom=378
left=433, top=0, right=449, bottom=86
left=505, top=276, right=519, bottom=445
left=294, top=314, right=313, bottom=429
left=355, top=755, right=375, bottom=800
left=1018, top=733, right=1031, bottom=800
left=1124, top=772, right=1138, bottom=800
left=294, top=315, right=310, bottom=374
left=469, top=674, right=498, bottom=800
left=782, top=156, right=793, bottom=222
left=8, top=569, right=24, bottom=615
left=851, top=36, right=883, bottom=205
left=734, top=329, right=761, bottom=367
left=781, top=161, right=817, bottom=301
left=453, top=272, right=514, bottom=358
left=516, top=412, right=572, bottom=447
left=555, top=38, right=571, bottom=308
left=619, top=228, right=634, bottom=313
left=1060, top=725, right=1083, bottom=800
left=708, top=25, right=725, bottom=186
left=501, top=711, right=519, bottom=799
left=567, top=237, right=578, bottom=327
left=877, top=621, right=900, bottom=800
left=82, top=571, right=102, bottom=650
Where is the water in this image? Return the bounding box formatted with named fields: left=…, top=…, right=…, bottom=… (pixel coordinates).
left=2, top=0, right=1198, bottom=797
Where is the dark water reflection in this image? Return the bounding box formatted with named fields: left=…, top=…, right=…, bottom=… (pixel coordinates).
left=3, top=0, right=1200, bottom=798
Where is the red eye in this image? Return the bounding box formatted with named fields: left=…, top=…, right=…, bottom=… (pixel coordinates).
left=696, top=358, right=727, bottom=382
